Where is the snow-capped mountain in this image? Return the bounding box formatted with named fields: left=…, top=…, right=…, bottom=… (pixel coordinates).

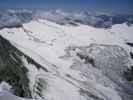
left=0, top=10, right=133, bottom=100
left=0, top=9, right=133, bottom=29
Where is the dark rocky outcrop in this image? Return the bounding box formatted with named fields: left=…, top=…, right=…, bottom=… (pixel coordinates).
left=126, top=42, right=133, bottom=47
left=0, top=35, right=46, bottom=98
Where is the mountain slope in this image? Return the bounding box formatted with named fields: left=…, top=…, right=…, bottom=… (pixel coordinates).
left=0, top=35, right=49, bottom=99
left=0, top=18, right=133, bottom=100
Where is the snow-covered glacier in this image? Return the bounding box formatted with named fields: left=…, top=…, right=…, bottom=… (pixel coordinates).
left=0, top=10, right=133, bottom=100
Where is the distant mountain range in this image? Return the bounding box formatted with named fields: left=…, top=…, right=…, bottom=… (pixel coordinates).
left=0, top=9, right=133, bottom=29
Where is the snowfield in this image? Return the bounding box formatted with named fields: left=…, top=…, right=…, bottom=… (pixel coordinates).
left=0, top=18, right=133, bottom=100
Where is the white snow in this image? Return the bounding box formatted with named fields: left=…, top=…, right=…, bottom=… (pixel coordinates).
left=0, top=81, right=32, bottom=100
left=0, top=19, right=133, bottom=100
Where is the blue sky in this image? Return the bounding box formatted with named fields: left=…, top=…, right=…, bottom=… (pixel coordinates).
left=0, top=0, right=133, bottom=13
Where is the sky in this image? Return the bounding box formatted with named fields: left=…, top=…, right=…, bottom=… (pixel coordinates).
left=0, top=0, right=133, bottom=14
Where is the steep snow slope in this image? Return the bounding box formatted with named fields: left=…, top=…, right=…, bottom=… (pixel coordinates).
left=0, top=19, right=133, bottom=100
left=0, top=34, right=49, bottom=99
left=0, top=19, right=133, bottom=64
left=0, top=81, right=32, bottom=100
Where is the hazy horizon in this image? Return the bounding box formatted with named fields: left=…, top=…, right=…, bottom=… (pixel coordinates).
left=0, top=0, right=133, bottom=14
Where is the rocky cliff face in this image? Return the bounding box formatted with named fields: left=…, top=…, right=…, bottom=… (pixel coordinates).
left=0, top=35, right=47, bottom=98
